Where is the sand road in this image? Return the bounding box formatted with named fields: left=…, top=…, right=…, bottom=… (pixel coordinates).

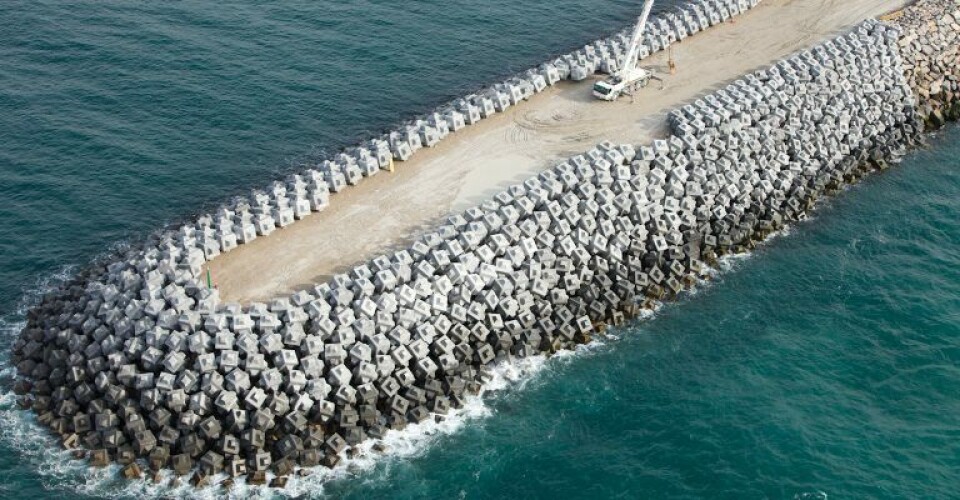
left=207, top=0, right=908, bottom=303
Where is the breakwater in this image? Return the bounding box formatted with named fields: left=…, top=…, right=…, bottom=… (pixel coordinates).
left=8, top=0, right=958, bottom=492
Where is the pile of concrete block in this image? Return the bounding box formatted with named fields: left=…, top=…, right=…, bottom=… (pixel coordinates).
left=11, top=8, right=951, bottom=492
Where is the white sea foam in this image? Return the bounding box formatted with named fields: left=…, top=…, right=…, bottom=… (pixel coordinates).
left=0, top=266, right=557, bottom=498
left=0, top=325, right=597, bottom=499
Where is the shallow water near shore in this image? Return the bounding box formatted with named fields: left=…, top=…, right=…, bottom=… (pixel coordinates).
left=2, top=0, right=960, bottom=498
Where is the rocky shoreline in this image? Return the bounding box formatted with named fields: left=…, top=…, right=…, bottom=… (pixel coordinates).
left=897, top=0, right=960, bottom=128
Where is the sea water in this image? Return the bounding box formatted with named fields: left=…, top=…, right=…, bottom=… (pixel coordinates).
left=1, top=1, right=958, bottom=498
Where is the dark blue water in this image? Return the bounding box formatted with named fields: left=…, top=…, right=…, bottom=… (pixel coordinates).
left=2, top=1, right=959, bottom=498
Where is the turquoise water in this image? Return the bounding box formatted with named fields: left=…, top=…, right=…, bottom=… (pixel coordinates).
left=2, top=1, right=959, bottom=498
left=316, top=131, right=960, bottom=499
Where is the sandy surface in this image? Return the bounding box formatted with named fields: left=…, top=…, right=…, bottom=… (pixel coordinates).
left=207, top=0, right=908, bottom=304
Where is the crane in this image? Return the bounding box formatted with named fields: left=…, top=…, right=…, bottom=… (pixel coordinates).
left=593, top=0, right=656, bottom=101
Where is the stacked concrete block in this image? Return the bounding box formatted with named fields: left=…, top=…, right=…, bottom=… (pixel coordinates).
left=444, top=109, right=467, bottom=132
left=388, top=132, right=414, bottom=161
left=454, top=98, right=483, bottom=126
left=418, top=120, right=441, bottom=148
left=14, top=1, right=951, bottom=491
left=353, top=148, right=380, bottom=178
left=540, top=63, right=561, bottom=86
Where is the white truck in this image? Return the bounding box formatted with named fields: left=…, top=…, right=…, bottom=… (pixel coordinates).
left=593, top=0, right=656, bottom=101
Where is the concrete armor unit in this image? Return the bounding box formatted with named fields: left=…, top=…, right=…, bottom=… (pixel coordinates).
left=14, top=0, right=959, bottom=489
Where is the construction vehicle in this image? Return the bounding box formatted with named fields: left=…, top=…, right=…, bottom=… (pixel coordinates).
left=593, top=0, right=656, bottom=101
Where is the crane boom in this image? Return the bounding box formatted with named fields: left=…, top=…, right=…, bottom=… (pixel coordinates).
left=617, top=0, right=655, bottom=79
left=592, top=0, right=657, bottom=101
